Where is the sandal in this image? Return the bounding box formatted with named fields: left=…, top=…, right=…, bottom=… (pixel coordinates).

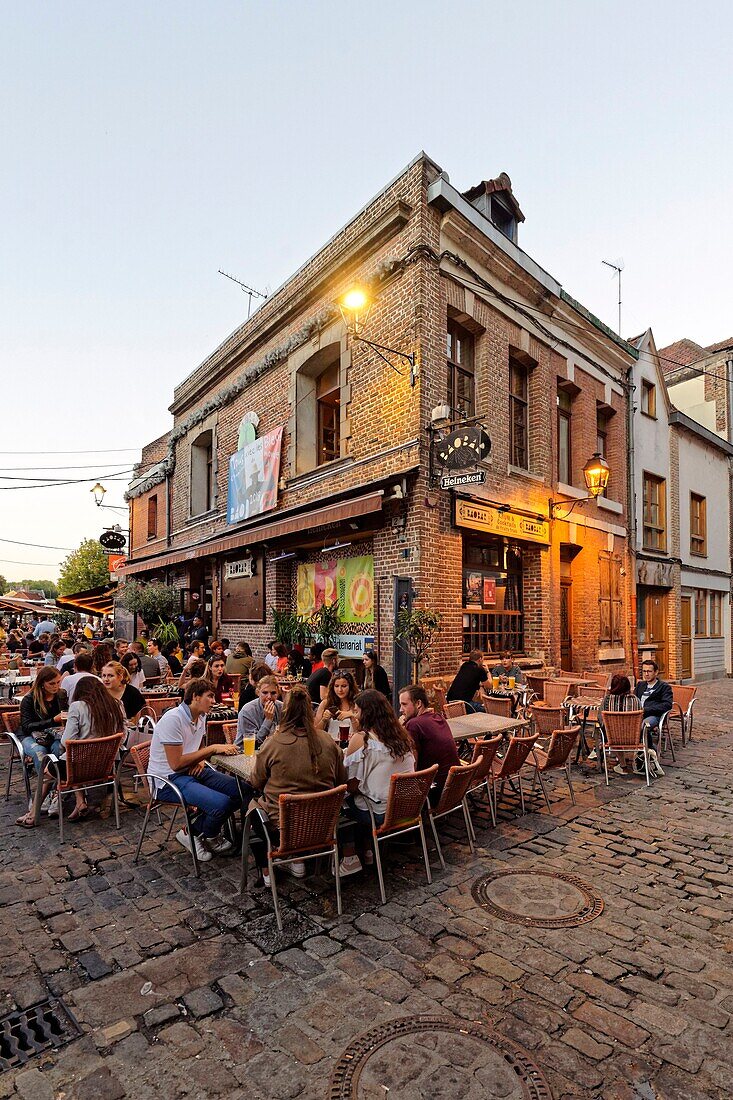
left=68, top=803, right=89, bottom=822
left=15, top=813, right=36, bottom=829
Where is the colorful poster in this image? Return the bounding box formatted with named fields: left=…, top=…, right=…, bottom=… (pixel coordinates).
left=483, top=577, right=496, bottom=606
left=296, top=555, right=374, bottom=623
left=227, top=425, right=284, bottom=524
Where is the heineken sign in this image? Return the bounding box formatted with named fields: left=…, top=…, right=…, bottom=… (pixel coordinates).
left=436, top=426, right=491, bottom=470
left=440, top=471, right=486, bottom=489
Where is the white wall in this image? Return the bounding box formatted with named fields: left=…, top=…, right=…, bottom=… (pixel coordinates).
left=633, top=347, right=672, bottom=553
left=693, top=635, right=727, bottom=678
left=668, top=375, right=715, bottom=433
left=678, top=433, right=730, bottom=574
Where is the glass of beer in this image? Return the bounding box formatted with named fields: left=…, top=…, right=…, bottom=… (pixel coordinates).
left=508, top=676, right=516, bottom=690
left=492, top=676, right=500, bottom=692
left=339, top=724, right=350, bottom=749
left=243, top=733, right=256, bottom=757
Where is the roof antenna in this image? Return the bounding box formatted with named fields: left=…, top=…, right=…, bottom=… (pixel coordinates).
left=218, top=270, right=269, bottom=319
left=601, top=258, right=624, bottom=336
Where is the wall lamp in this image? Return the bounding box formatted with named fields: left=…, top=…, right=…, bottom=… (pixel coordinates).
left=549, top=453, right=611, bottom=519
left=339, top=287, right=418, bottom=387
left=91, top=481, right=129, bottom=513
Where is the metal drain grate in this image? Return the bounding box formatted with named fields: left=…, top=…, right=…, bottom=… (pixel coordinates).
left=0, top=999, right=81, bottom=1071
left=471, top=869, right=604, bottom=928
left=329, top=1015, right=552, bottom=1099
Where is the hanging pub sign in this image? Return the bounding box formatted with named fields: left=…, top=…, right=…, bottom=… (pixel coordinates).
left=224, top=557, right=255, bottom=580
left=99, top=529, right=127, bottom=551
left=436, top=426, right=491, bottom=470
left=440, top=470, right=486, bottom=490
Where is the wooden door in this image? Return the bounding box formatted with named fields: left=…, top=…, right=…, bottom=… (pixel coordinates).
left=560, top=580, right=573, bottom=671
left=681, top=596, right=692, bottom=679
left=646, top=592, right=667, bottom=676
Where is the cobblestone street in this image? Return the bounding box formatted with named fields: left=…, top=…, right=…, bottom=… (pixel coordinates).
left=1, top=682, right=732, bottom=1100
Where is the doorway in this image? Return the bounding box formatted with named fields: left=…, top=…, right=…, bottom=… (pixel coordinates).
left=681, top=595, right=692, bottom=679
left=638, top=587, right=668, bottom=676
left=560, top=581, right=572, bottom=672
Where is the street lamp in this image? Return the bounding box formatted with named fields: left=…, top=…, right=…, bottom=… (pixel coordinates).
left=91, top=481, right=128, bottom=513
left=549, top=453, right=611, bottom=519
left=339, top=286, right=418, bottom=387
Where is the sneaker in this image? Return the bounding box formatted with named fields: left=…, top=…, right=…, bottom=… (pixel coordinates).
left=587, top=749, right=597, bottom=761
left=286, top=861, right=306, bottom=878
left=41, top=792, right=53, bottom=812
left=262, top=871, right=271, bottom=887
left=613, top=764, right=628, bottom=776
left=364, top=850, right=374, bottom=866
left=335, top=855, right=363, bottom=877
left=175, top=828, right=212, bottom=862
left=205, top=835, right=233, bottom=855
left=46, top=794, right=59, bottom=818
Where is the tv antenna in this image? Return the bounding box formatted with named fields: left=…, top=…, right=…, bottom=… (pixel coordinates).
left=601, top=258, right=624, bottom=335
left=218, top=270, right=269, bottom=319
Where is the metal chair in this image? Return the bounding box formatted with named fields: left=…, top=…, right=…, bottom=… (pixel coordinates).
left=130, top=741, right=204, bottom=876
left=240, top=785, right=348, bottom=930
left=530, top=726, right=580, bottom=805
left=465, top=735, right=503, bottom=826
left=443, top=700, right=467, bottom=719
left=45, top=734, right=125, bottom=842
left=525, top=675, right=545, bottom=701
left=528, top=704, right=565, bottom=738
left=364, top=765, right=439, bottom=904
left=490, top=733, right=540, bottom=816
left=426, top=759, right=484, bottom=865
left=600, top=710, right=650, bottom=786
left=1, top=710, right=31, bottom=803
left=661, top=685, right=697, bottom=747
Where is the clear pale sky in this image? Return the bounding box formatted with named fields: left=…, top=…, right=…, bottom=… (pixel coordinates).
left=1, top=0, right=731, bottom=583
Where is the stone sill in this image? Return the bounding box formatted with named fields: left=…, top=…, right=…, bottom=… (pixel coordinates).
left=286, top=456, right=355, bottom=492
left=507, top=465, right=547, bottom=485
left=598, top=646, right=625, bottom=662
left=597, top=497, right=623, bottom=515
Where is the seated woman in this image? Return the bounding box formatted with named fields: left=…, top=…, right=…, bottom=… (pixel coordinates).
left=340, top=688, right=415, bottom=876
left=178, top=657, right=207, bottom=692
left=15, top=667, right=68, bottom=827
left=121, top=651, right=146, bottom=690
left=100, top=660, right=145, bottom=733
left=55, top=675, right=126, bottom=820
left=206, top=655, right=234, bottom=704
left=237, top=662, right=272, bottom=712
left=162, top=641, right=183, bottom=677
left=248, top=685, right=346, bottom=883
left=598, top=673, right=642, bottom=773
left=148, top=678, right=241, bottom=863
left=315, top=670, right=358, bottom=739
left=274, top=643, right=289, bottom=675
left=361, top=650, right=391, bottom=698
left=287, top=646, right=311, bottom=680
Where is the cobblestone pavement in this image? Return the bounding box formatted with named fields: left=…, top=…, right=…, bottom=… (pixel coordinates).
left=1, top=683, right=731, bottom=1099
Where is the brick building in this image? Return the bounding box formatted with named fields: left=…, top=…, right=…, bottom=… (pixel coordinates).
left=123, top=153, right=638, bottom=686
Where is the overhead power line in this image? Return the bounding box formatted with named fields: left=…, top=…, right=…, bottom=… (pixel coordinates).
left=0, top=537, right=75, bottom=551
left=0, top=558, right=62, bottom=567
left=0, top=448, right=140, bottom=455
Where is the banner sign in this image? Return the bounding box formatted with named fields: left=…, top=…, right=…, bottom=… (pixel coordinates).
left=440, top=471, right=486, bottom=489
left=296, top=555, right=374, bottom=624
left=455, top=497, right=549, bottom=546
left=332, top=634, right=375, bottom=657
left=227, top=425, right=284, bottom=524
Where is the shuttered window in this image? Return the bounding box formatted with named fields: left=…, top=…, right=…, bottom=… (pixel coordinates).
left=598, top=552, right=623, bottom=646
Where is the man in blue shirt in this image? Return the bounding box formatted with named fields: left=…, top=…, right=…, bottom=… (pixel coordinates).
left=34, top=618, right=57, bottom=638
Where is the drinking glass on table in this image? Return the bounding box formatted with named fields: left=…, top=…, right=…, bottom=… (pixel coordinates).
left=508, top=676, right=516, bottom=690
left=492, top=676, right=500, bottom=691
left=242, top=732, right=256, bottom=757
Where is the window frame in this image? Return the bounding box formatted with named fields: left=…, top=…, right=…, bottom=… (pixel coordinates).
left=446, top=319, right=476, bottom=419
left=690, top=492, right=707, bottom=557
left=146, top=494, right=158, bottom=541
left=557, top=387, right=572, bottom=485
left=709, top=592, right=722, bottom=637
left=641, top=379, right=657, bottom=418
left=189, top=428, right=215, bottom=518
left=694, top=589, right=708, bottom=636
left=509, top=358, right=529, bottom=470
left=598, top=551, right=623, bottom=646
left=316, top=365, right=341, bottom=466
left=642, top=472, right=667, bottom=553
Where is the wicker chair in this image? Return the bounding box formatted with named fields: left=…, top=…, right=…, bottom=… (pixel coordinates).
left=465, top=735, right=503, bottom=826
left=481, top=695, right=513, bottom=718
left=240, top=785, right=348, bottom=930
left=525, top=675, right=546, bottom=702
left=425, top=759, right=484, bottom=866
left=600, top=710, right=650, bottom=786
left=143, top=676, right=162, bottom=688
left=443, top=700, right=467, bottom=719
left=364, top=764, right=439, bottom=904
left=490, top=733, right=540, bottom=816
left=661, top=685, right=697, bottom=747
left=529, top=704, right=565, bottom=738
left=45, top=733, right=125, bottom=842
left=130, top=741, right=206, bottom=876
left=542, top=681, right=573, bottom=708
left=142, top=696, right=180, bottom=722
left=222, top=722, right=238, bottom=745
left=1, top=710, right=31, bottom=803
left=582, top=671, right=610, bottom=691
left=530, top=726, right=581, bottom=805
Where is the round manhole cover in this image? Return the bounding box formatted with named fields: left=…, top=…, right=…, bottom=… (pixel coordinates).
left=471, top=869, right=604, bottom=928
left=329, top=1016, right=552, bottom=1099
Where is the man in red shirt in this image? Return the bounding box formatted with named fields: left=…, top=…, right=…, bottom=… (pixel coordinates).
left=399, top=684, right=461, bottom=800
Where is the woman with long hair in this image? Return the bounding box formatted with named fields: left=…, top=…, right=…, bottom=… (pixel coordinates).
left=248, top=685, right=346, bottom=883
left=339, top=688, right=415, bottom=876
left=597, top=673, right=641, bottom=771
left=15, top=667, right=68, bottom=827
left=92, top=642, right=114, bottom=676
left=273, top=643, right=289, bottom=675
left=100, top=661, right=145, bottom=724
left=315, top=670, right=358, bottom=738
left=121, top=651, right=146, bottom=690
left=361, top=650, right=391, bottom=698
left=206, top=655, right=234, bottom=704
left=57, top=676, right=125, bottom=820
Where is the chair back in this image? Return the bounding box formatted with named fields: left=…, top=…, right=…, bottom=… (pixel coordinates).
left=582, top=671, right=610, bottom=691
left=145, top=696, right=180, bottom=721
left=128, top=740, right=152, bottom=775
left=144, top=676, right=162, bottom=688
left=541, top=726, right=580, bottom=769
left=530, top=705, right=565, bottom=737
left=433, top=759, right=484, bottom=816
left=443, top=700, right=467, bottom=718
left=671, top=685, right=696, bottom=713
left=227, top=674, right=241, bottom=693
left=543, top=681, right=572, bottom=708
left=602, top=710, right=643, bottom=748
left=469, top=735, right=503, bottom=780
left=493, top=734, right=539, bottom=780
left=483, top=695, right=512, bottom=718
left=2, top=710, right=21, bottom=734
left=222, top=721, right=238, bottom=745
left=603, top=693, right=641, bottom=713
left=274, top=784, right=347, bottom=857
left=63, top=733, right=125, bottom=787
left=525, top=675, right=545, bottom=701
left=379, top=764, right=438, bottom=834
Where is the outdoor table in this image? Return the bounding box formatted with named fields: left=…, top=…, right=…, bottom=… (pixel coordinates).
left=447, top=712, right=530, bottom=742
left=566, top=694, right=604, bottom=761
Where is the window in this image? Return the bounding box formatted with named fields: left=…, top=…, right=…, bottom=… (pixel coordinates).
left=597, top=407, right=611, bottom=458
left=694, top=589, right=707, bottom=636
left=598, top=552, right=623, bottom=646
left=642, top=473, right=666, bottom=552
left=146, top=495, right=158, bottom=540
left=462, top=539, right=524, bottom=654
left=690, top=493, right=707, bottom=556
left=709, top=592, right=722, bottom=637
left=641, top=379, right=656, bottom=418
left=509, top=358, right=529, bottom=469
left=490, top=196, right=516, bottom=241
left=446, top=320, right=475, bottom=418
left=557, top=387, right=572, bottom=484
left=190, top=429, right=214, bottom=516
left=316, top=360, right=340, bottom=465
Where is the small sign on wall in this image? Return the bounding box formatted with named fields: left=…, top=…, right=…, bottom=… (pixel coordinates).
left=332, top=634, right=374, bottom=657
left=225, top=557, right=255, bottom=580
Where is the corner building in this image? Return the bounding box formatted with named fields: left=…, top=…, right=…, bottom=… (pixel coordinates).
left=124, top=153, right=636, bottom=685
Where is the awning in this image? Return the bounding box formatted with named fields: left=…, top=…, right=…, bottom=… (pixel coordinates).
left=56, top=583, right=118, bottom=616
left=122, top=489, right=385, bottom=577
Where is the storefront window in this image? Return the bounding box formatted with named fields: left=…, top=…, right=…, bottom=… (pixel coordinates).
left=462, top=537, right=524, bottom=655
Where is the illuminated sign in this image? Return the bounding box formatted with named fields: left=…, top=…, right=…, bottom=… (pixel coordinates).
left=454, top=498, right=549, bottom=546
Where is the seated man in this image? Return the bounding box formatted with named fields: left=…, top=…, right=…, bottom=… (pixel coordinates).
left=236, top=675, right=283, bottom=747
left=147, top=678, right=241, bottom=863
left=634, top=659, right=673, bottom=746
left=446, top=649, right=488, bottom=711
left=399, top=684, right=460, bottom=800
left=490, top=650, right=525, bottom=686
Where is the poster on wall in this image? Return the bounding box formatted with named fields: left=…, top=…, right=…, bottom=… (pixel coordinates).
left=227, top=425, right=284, bottom=524
left=297, top=555, right=374, bottom=623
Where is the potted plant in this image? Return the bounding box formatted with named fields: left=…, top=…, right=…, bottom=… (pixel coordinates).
left=396, top=608, right=442, bottom=681
left=119, top=581, right=181, bottom=642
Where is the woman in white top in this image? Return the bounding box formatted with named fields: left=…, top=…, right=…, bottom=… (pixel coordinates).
left=58, top=676, right=125, bottom=820
left=121, top=651, right=146, bottom=690
left=315, top=670, right=358, bottom=740
left=340, top=688, right=415, bottom=876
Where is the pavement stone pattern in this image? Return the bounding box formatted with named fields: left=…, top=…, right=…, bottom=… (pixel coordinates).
left=1, top=681, right=732, bottom=1098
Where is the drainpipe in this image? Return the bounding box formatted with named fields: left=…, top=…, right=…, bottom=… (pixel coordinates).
left=626, top=360, right=640, bottom=680
left=165, top=475, right=171, bottom=548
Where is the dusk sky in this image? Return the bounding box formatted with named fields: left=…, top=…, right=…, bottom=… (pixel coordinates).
left=2, top=0, right=731, bottom=581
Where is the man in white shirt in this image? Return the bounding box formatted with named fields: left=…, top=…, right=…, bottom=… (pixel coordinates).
left=60, top=651, right=97, bottom=703
left=264, top=642, right=279, bottom=672
left=147, top=637, right=170, bottom=678
left=148, top=678, right=241, bottom=863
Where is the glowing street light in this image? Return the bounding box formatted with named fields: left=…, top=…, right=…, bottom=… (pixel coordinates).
left=583, top=452, right=611, bottom=498
left=339, top=286, right=371, bottom=336
left=91, top=482, right=107, bottom=506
